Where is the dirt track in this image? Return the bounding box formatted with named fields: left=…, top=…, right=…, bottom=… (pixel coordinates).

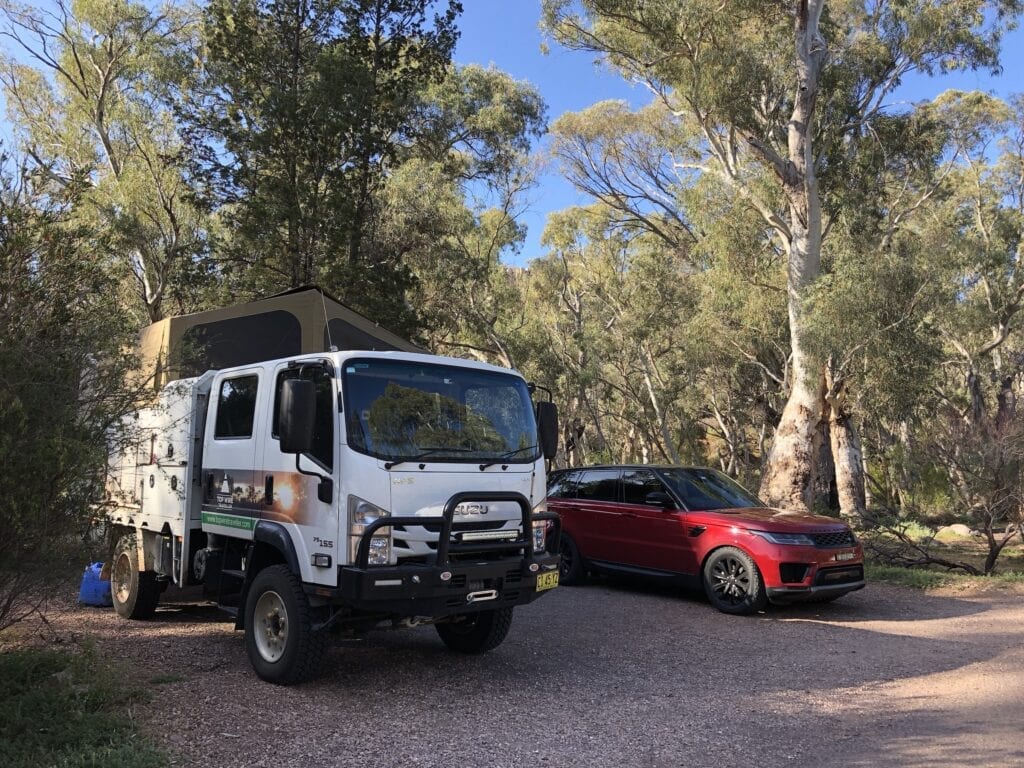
left=37, top=578, right=1024, bottom=768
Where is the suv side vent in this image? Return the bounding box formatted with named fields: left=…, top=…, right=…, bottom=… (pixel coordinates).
left=780, top=563, right=810, bottom=583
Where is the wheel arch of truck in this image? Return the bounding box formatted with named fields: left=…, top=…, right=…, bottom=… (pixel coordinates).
left=235, top=521, right=302, bottom=629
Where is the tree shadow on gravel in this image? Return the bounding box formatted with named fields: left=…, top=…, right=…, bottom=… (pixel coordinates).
left=574, top=571, right=991, bottom=623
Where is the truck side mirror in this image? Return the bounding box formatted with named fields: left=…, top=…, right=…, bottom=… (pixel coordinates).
left=536, top=401, right=558, bottom=460
left=279, top=379, right=315, bottom=454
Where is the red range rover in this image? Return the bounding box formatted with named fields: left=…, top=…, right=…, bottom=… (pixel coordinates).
left=547, top=465, right=865, bottom=615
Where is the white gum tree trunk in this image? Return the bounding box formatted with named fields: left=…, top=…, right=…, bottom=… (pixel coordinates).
left=758, top=0, right=829, bottom=511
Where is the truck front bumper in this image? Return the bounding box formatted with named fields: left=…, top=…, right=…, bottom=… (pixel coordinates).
left=318, top=491, right=562, bottom=618
left=335, top=553, right=561, bottom=617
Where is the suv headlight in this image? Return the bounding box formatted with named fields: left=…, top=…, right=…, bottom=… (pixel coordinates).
left=348, top=495, right=391, bottom=565
left=750, top=530, right=815, bottom=546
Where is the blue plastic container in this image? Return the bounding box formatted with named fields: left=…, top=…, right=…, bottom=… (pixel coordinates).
left=78, top=562, right=113, bottom=607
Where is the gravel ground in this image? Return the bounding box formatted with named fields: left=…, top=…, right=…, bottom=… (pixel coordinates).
left=30, top=577, right=1024, bottom=768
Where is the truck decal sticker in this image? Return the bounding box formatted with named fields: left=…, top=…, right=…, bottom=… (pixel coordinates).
left=202, top=467, right=320, bottom=525
left=201, top=511, right=257, bottom=531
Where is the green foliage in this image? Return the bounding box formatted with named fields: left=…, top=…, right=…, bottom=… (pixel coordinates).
left=864, top=563, right=960, bottom=589
left=0, top=156, right=140, bottom=630
left=0, top=0, right=210, bottom=322
left=0, top=645, right=166, bottom=768
left=182, top=0, right=462, bottom=335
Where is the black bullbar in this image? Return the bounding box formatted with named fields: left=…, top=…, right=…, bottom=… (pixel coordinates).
left=334, top=491, right=561, bottom=616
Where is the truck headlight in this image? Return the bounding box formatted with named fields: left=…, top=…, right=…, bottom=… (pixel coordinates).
left=532, top=500, right=549, bottom=553
left=348, top=495, right=391, bottom=565
left=532, top=522, right=547, bottom=553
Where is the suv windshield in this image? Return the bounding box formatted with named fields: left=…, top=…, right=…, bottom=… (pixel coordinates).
left=342, top=358, right=539, bottom=464
left=658, top=468, right=763, bottom=510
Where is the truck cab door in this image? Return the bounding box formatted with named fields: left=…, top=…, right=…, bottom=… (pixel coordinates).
left=260, top=362, right=340, bottom=588
left=200, top=370, right=264, bottom=539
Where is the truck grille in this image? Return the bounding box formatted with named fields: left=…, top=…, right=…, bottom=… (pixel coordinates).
left=810, top=530, right=856, bottom=548
left=416, top=520, right=506, bottom=533
left=392, top=522, right=524, bottom=562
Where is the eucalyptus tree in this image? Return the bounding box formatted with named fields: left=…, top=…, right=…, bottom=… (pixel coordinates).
left=911, top=91, right=1024, bottom=570
left=0, top=0, right=206, bottom=323
left=183, top=0, right=460, bottom=334
left=373, top=63, right=545, bottom=352
left=542, top=0, right=1021, bottom=516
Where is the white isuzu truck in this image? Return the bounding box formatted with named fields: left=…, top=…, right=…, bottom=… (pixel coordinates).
left=103, top=350, right=561, bottom=684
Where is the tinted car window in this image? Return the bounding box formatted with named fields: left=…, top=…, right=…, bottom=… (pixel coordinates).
left=621, top=469, right=667, bottom=505
left=548, top=470, right=580, bottom=498
left=214, top=376, right=258, bottom=439
left=576, top=470, right=620, bottom=502
left=659, top=468, right=762, bottom=510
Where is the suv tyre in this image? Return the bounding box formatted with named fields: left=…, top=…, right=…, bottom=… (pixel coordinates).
left=703, top=546, right=768, bottom=615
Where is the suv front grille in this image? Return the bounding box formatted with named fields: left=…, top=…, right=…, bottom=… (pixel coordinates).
left=810, top=530, right=856, bottom=548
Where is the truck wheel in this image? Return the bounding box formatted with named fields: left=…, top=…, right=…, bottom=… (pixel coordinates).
left=558, top=533, right=587, bottom=585
left=435, top=608, right=513, bottom=654
left=244, top=565, right=327, bottom=685
left=111, top=535, right=161, bottom=619
left=703, top=546, right=768, bottom=615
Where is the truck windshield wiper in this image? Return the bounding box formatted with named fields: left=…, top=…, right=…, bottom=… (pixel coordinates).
left=383, top=447, right=476, bottom=470
left=479, top=445, right=539, bottom=471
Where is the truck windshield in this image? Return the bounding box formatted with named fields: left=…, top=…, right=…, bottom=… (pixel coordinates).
left=341, top=358, right=539, bottom=464
left=658, top=468, right=764, bottom=511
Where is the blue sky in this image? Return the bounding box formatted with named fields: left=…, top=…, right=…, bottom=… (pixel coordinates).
left=454, top=1, right=1024, bottom=266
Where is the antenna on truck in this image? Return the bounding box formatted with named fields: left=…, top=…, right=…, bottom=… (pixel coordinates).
left=321, top=289, right=338, bottom=352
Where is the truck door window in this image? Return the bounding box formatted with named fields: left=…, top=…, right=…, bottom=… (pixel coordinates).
left=272, top=368, right=334, bottom=469
left=214, top=375, right=258, bottom=439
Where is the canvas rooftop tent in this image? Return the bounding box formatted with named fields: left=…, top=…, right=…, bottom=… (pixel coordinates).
left=138, top=286, right=420, bottom=391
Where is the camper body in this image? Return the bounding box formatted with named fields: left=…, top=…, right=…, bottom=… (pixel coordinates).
left=104, top=350, right=560, bottom=684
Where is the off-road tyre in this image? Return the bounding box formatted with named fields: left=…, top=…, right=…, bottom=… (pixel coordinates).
left=244, top=565, right=328, bottom=685
left=558, top=532, right=587, bottom=585
left=111, top=534, right=161, bottom=619
left=436, top=607, right=513, bottom=654
left=703, top=546, right=768, bottom=616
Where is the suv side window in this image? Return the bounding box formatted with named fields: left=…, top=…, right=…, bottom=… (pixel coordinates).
left=621, top=469, right=668, bottom=505
left=576, top=469, right=620, bottom=502
left=548, top=470, right=581, bottom=498
left=272, top=366, right=334, bottom=469
left=214, top=375, right=258, bottom=439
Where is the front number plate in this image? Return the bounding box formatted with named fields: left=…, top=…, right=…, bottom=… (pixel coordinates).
left=536, top=571, right=559, bottom=591
left=835, top=551, right=856, bottom=562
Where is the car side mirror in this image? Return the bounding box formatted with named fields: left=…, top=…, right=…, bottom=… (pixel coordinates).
left=279, top=379, right=315, bottom=454
left=536, top=401, right=558, bottom=460
left=645, top=491, right=674, bottom=509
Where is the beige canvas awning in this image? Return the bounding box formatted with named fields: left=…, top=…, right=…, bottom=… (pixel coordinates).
left=137, top=287, right=421, bottom=391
